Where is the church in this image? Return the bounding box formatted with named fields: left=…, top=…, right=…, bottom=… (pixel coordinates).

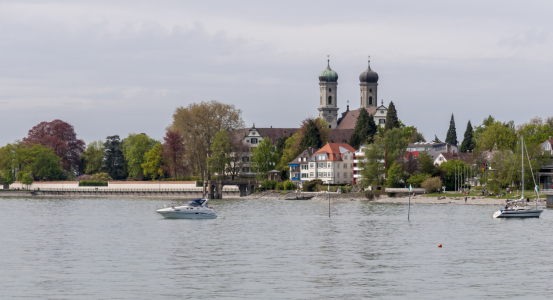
left=240, top=57, right=389, bottom=147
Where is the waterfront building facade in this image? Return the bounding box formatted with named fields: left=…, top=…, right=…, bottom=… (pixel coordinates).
left=406, top=142, right=458, bottom=160
left=288, top=148, right=318, bottom=186
left=308, top=143, right=356, bottom=184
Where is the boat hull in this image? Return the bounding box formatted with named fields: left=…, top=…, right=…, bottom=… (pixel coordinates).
left=157, top=210, right=217, bottom=219
left=493, top=209, right=543, bottom=218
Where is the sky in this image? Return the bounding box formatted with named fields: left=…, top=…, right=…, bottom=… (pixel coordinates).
left=2, top=0, right=553, bottom=145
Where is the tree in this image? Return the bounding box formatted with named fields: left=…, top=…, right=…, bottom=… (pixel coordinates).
left=161, top=131, right=186, bottom=181
left=460, top=120, right=475, bottom=153
left=82, top=141, right=105, bottom=175
left=103, top=135, right=126, bottom=180
left=91, top=172, right=112, bottom=181
left=382, top=127, right=408, bottom=171
left=22, top=119, right=85, bottom=174
left=433, top=135, right=442, bottom=143
left=3, top=169, right=14, bottom=188
left=407, top=173, right=431, bottom=188
left=208, top=130, right=232, bottom=179
left=250, top=137, right=279, bottom=177
left=475, top=121, right=517, bottom=152
left=142, top=143, right=165, bottom=180
left=31, top=147, right=62, bottom=180
left=445, top=114, right=458, bottom=145
left=300, top=119, right=323, bottom=150
left=122, top=133, right=157, bottom=180
left=21, top=173, right=33, bottom=189
left=418, top=151, right=436, bottom=175
left=384, top=101, right=399, bottom=132
left=350, top=109, right=378, bottom=149
left=360, top=139, right=385, bottom=187
left=386, top=162, right=405, bottom=188
left=169, top=100, right=245, bottom=180
left=473, top=115, right=495, bottom=146
left=438, top=159, right=468, bottom=191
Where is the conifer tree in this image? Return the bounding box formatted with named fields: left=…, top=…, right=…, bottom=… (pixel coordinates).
left=460, top=120, right=475, bottom=153
left=384, top=101, right=399, bottom=132
left=350, top=109, right=377, bottom=149
left=300, top=120, right=322, bottom=150
left=445, top=114, right=458, bottom=145
left=433, top=135, right=442, bottom=143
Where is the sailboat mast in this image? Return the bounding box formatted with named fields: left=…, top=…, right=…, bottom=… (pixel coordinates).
left=521, top=136, right=524, bottom=201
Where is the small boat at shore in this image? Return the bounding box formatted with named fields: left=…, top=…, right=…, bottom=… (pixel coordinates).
left=157, top=199, right=217, bottom=219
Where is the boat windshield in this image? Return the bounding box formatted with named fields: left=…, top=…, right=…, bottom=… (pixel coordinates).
left=186, top=199, right=206, bottom=207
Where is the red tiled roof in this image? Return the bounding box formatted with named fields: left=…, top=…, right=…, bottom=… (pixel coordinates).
left=439, top=152, right=473, bottom=164
left=336, top=107, right=378, bottom=129
left=314, top=143, right=356, bottom=161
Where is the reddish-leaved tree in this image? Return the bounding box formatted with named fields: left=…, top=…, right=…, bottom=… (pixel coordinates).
left=162, top=131, right=186, bottom=180
left=23, top=119, right=86, bottom=173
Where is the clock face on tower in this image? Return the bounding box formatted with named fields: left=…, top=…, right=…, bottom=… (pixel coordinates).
left=327, top=116, right=333, bottom=122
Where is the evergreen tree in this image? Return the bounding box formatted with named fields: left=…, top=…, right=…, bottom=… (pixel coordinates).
left=300, top=120, right=322, bottom=150
left=384, top=101, right=400, bottom=132
left=460, top=120, right=475, bottom=153
left=433, top=135, right=442, bottom=143
left=445, top=114, right=458, bottom=145
left=350, top=109, right=377, bottom=149
left=103, top=135, right=127, bottom=180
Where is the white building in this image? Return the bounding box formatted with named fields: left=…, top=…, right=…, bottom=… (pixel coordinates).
left=288, top=148, right=318, bottom=186
left=305, top=143, right=356, bottom=184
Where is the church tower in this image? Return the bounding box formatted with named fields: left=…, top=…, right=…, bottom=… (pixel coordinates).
left=359, top=56, right=379, bottom=108
left=318, top=57, right=339, bottom=129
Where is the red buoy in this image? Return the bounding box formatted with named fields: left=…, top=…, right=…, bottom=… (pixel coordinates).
left=438, top=244, right=442, bottom=248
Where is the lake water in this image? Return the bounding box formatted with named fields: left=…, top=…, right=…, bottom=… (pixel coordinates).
left=1, top=197, right=552, bottom=299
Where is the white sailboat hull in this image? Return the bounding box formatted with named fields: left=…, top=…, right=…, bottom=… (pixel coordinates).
left=493, top=209, right=543, bottom=218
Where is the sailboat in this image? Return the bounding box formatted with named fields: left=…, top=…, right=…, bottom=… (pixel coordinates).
left=493, top=136, right=543, bottom=218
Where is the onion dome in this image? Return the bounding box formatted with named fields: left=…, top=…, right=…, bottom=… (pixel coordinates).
left=359, top=58, right=379, bottom=83
left=319, top=59, right=338, bottom=83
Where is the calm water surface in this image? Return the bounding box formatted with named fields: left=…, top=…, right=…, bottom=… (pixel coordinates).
left=1, top=197, right=552, bottom=299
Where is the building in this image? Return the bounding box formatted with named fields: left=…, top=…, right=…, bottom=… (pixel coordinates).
left=308, top=143, right=356, bottom=184
left=353, top=144, right=370, bottom=185
left=406, top=142, right=458, bottom=160
left=433, top=152, right=473, bottom=166
left=288, top=148, right=318, bottom=186
left=541, top=138, right=553, bottom=156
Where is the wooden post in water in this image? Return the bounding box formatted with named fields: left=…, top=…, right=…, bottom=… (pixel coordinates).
left=408, top=185, right=412, bottom=221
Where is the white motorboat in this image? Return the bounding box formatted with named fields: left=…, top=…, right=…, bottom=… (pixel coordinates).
left=157, top=199, right=217, bottom=219
left=493, top=136, right=543, bottom=219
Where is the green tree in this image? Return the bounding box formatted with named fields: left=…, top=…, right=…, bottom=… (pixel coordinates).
left=445, top=114, right=458, bottom=145
left=438, top=159, right=468, bottom=191
left=386, top=161, right=405, bottom=188
left=407, top=173, right=431, bottom=188
left=516, top=122, right=553, bottom=149
left=460, top=120, right=475, bottom=153
left=82, top=140, right=105, bottom=175
left=91, top=172, right=112, bottom=181
left=31, top=147, right=62, bottom=180
left=208, top=130, right=232, bottom=179
left=251, top=137, right=279, bottom=177
left=384, top=101, right=399, bottom=132
left=21, top=172, right=33, bottom=189
left=103, top=135, right=126, bottom=180
left=475, top=122, right=517, bottom=152
left=360, top=139, right=385, bottom=187
left=383, top=127, right=408, bottom=171
left=122, top=133, right=157, bottom=179
left=300, top=119, right=323, bottom=150
left=418, top=151, right=436, bottom=175
left=3, top=169, right=14, bottom=188
left=432, top=135, right=442, bottom=143
left=421, top=177, right=442, bottom=193
left=473, top=115, right=495, bottom=146
left=142, top=143, right=165, bottom=180
left=350, top=109, right=378, bottom=149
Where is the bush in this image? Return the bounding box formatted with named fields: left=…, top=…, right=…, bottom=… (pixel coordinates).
left=303, top=179, right=323, bottom=192
left=79, top=180, right=108, bottom=187
left=91, top=172, right=112, bottom=181
left=76, top=174, right=92, bottom=181
left=421, top=177, right=442, bottom=193
left=283, top=181, right=297, bottom=190
left=365, top=190, right=380, bottom=200
left=276, top=182, right=285, bottom=190
left=261, top=180, right=278, bottom=190
left=407, top=173, right=430, bottom=188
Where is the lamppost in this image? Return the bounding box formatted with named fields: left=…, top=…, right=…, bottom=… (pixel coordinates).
left=327, top=181, right=330, bottom=217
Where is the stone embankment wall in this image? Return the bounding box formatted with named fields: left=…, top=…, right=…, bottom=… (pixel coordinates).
left=243, top=190, right=369, bottom=201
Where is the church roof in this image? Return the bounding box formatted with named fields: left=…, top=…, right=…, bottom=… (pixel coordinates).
left=335, top=107, right=378, bottom=130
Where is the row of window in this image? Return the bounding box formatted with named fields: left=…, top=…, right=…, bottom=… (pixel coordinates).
left=306, top=172, right=353, bottom=178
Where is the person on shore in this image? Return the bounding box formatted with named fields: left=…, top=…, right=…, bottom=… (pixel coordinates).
left=465, top=197, right=467, bottom=203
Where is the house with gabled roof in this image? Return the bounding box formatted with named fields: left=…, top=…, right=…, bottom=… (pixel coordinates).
left=288, top=148, right=318, bottom=186
left=540, top=138, right=553, bottom=156
left=307, top=143, right=356, bottom=184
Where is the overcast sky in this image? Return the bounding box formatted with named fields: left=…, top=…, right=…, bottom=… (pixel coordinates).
left=1, top=0, right=553, bottom=145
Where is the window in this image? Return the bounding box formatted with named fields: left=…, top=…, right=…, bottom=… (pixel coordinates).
left=329, top=88, right=332, bottom=92
left=369, top=88, right=372, bottom=92
left=310, top=172, right=314, bottom=177
left=246, top=139, right=250, bottom=143
left=328, top=96, right=332, bottom=105
left=344, top=163, right=347, bottom=168
left=251, top=138, right=258, bottom=144
left=302, top=173, right=308, bottom=178
left=242, top=156, right=249, bottom=162
left=369, top=96, right=372, bottom=105
left=343, top=172, right=347, bottom=177
left=337, top=172, right=340, bottom=178
left=337, top=164, right=340, bottom=169
left=318, top=172, right=322, bottom=177
left=379, top=119, right=385, bottom=124
left=310, top=163, right=314, bottom=169
left=242, top=167, right=250, bottom=172
left=323, top=172, right=327, bottom=177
